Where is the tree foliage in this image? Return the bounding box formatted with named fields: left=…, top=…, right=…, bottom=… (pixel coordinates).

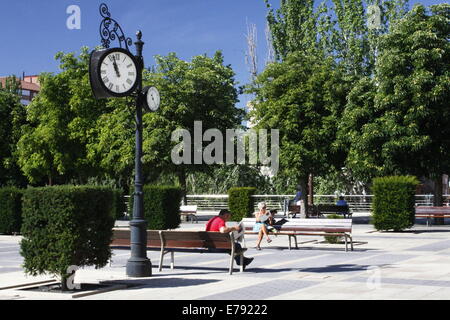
left=339, top=4, right=450, bottom=186
left=0, top=76, right=27, bottom=187
left=17, top=48, right=109, bottom=185
left=248, top=51, right=349, bottom=195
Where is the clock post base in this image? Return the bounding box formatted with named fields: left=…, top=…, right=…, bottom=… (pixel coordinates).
left=126, top=258, right=152, bottom=278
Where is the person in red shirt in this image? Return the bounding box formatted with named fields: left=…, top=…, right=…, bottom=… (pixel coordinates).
left=206, top=209, right=253, bottom=269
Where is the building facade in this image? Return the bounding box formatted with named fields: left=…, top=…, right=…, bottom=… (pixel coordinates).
left=0, top=75, right=40, bottom=105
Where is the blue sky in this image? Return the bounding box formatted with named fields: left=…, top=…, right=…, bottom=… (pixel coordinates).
left=0, top=0, right=447, bottom=108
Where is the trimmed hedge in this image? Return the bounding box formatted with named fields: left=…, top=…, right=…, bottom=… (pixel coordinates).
left=112, top=188, right=126, bottom=220
left=228, top=187, right=256, bottom=221
left=0, top=187, right=23, bottom=235
left=129, top=185, right=182, bottom=230
left=20, top=186, right=115, bottom=287
left=372, top=176, right=419, bottom=231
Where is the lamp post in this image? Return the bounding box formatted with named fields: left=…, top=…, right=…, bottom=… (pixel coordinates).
left=90, top=3, right=152, bottom=277
left=126, top=30, right=152, bottom=277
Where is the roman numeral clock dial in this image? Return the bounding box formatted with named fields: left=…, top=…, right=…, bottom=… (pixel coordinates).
left=89, top=48, right=140, bottom=98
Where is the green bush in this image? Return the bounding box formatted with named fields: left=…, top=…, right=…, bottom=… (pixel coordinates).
left=324, top=214, right=344, bottom=244
left=0, top=187, right=23, bottom=235
left=228, top=187, right=256, bottom=221
left=20, top=186, right=115, bottom=288
left=372, top=176, right=419, bottom=231
left=129, top=185, right=182, bottom=230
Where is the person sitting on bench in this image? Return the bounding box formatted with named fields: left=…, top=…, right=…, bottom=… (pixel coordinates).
left=206, top=209, right=254, bottom=269
left=253, top=202, right=273, bottom=250
left=336, top=196, right=349, bottom=215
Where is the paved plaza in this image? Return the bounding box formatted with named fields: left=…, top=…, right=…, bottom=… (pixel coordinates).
left=1, top=214, right=450, bottom=300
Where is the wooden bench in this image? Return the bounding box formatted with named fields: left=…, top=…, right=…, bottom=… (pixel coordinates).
left=111, top=229, right=246, bottom=274
left=241, top=218, right=353, bottom=251
left=317, top=204, right=351, bottom=218
left=415, top=206, right=450, bottom=226
left=180, top=205, right=198, bottom=223
left=287, top=204, right=301, bottom=218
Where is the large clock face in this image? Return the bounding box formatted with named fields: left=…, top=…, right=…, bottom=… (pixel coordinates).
left=100, top=50, right=138, bottom=95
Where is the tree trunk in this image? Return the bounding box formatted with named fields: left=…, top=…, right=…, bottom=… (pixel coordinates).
left=178, top=169, right=187, bottom=205
left=308, top=173, right=314, bottom=206
left=434, top=175, right=444, bottom=225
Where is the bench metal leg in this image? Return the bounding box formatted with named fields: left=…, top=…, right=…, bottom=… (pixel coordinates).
left=170, top=251, right=175, bottom=270
left=345, top=234, right=353, bottom=251
left=229, top=255, right=234, bottom=275
left=159, top=249, right=164, bottom=271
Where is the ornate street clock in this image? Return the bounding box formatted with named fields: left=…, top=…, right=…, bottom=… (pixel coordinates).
left=90, top=2, right=158, bottom=278
left=89, top=48, right=140, bottom=99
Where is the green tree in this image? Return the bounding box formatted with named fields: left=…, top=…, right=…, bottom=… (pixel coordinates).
left=0, top=76, right=27, bottom=187
left=262, top=0, right=410, bottom=196
left=248, top=51, right=349, bottom=201
left=17, top=48, right=109, bottom=185
left=339, top=4, right=450, bottom=203
left=265, top=0, right=408, bottom=75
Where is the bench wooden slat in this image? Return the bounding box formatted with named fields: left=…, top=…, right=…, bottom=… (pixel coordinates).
left=415, top=206, right=450, bottom=226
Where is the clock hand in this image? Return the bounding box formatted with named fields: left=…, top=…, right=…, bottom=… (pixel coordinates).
left=112, top=56, right=121, bottom=78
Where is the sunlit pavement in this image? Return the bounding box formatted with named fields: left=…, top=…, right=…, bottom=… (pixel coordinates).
left=1, top=215, right=450, bottom=300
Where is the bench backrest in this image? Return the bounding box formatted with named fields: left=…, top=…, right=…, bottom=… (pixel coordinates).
left=241, top=218, right=352, bottom=233
left=112, top=229, right=233, bottom=250
left=415, top=206, right=450, bottom=214
left=180, top=205, right=198, bottom=212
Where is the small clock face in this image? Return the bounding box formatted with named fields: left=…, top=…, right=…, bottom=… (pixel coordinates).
left=100, top=50, right=137, bottom=95
left=145, top=87, right=160, bottom=112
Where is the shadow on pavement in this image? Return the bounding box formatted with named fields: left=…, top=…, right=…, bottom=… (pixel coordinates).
left=105, top=277, right=221, bottom=289
left=298, top=263, right=390, bottom=273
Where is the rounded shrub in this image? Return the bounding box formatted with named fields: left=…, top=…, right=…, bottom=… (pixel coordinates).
left=228, top=187, right=256, bottom=221
left=372, top=176, right=419, bottom=231
left=0, top=187, right=23, bottom=235
left=20, top=186, right=115, bottom=289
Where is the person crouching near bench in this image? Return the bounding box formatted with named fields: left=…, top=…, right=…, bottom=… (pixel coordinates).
left=254, top=202, right=273, bottom=250
left=206, top=209, right=254, bottom=269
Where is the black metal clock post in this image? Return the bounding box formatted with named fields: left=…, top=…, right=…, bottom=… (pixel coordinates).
left=92, top=3, right=152, bottom=278
left=126, top=30, right=152, bottom=278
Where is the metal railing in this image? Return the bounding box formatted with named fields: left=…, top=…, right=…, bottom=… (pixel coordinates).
left=185, top=194, right=450, bottom=214
left=124, top=194, right=450, bottom=216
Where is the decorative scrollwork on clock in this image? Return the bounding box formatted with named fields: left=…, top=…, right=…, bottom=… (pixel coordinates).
left=99, top=3, right=133, bottom=51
